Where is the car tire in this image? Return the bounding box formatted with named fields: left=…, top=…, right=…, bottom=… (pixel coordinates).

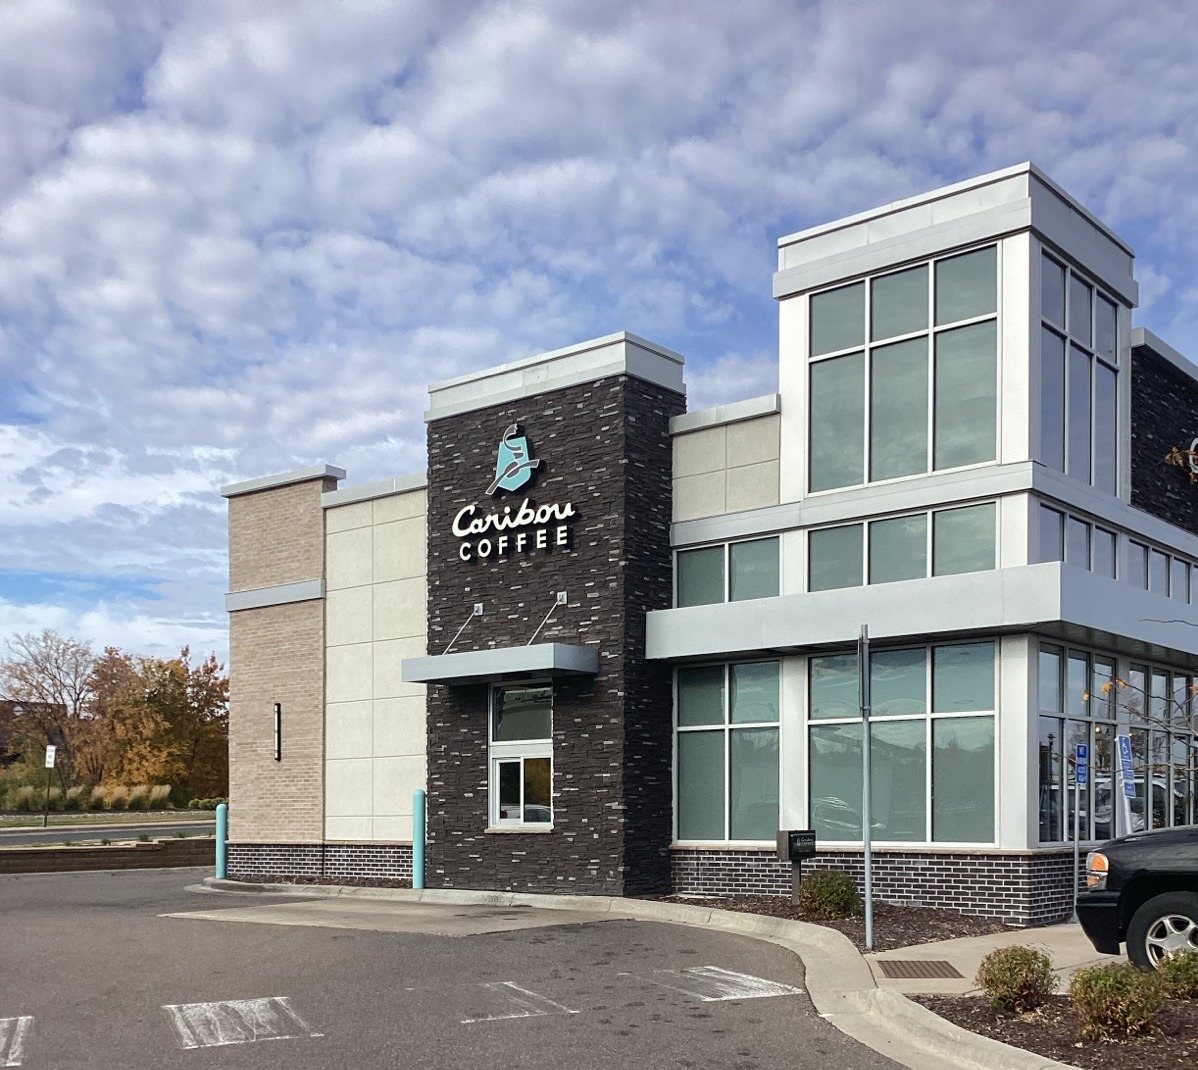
left=1126, top=891, right=1198, bottom=970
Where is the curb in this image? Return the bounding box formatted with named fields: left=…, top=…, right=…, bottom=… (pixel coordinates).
left=201, top=878, right=1083, bottom=1070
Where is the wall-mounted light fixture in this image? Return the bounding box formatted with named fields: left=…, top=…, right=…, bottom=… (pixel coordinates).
left=273, top=702, right=282, bottom=761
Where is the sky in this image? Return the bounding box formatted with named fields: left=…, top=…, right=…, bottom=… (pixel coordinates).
left=1, top=0, right=1197, bottom=666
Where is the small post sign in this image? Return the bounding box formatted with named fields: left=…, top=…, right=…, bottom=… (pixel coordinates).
left=777, top=829, right=817, bottom=905
left=42, top=745, right=57, bottom=828
left=1075, top=743, right=1088, bottom=786
left=1116, top=733, right=1136, bottom=837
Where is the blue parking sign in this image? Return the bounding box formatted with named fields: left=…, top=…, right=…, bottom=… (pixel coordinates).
left=1117, top=733, right=1136, bottom=799
left=1075, top=742, right=1089, bottom=786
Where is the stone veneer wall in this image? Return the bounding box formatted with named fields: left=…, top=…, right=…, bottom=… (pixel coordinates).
left=424, top=375, right=684, bottom=895
left=671, top=848, right=1082, bottom=927
left=1130, top=342, right=1198, bottom=538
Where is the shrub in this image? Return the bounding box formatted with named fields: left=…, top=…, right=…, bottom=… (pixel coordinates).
left=126, top=785, right=148, bottom=811
left=149, top=785, right=173, bottom=809
left=100, top=838, right=111, bottom=846
left=106, top=786, right=129, bottom=811
left=975, top=946, right=1057, bottom=1013
left=14, top=785, right=37, bottom=812
left=137, top=833, right=150, bottom=842
left=64, top=786, right=86, bottom=811
left=88, top=786, right=107, bottom=811
left=188, top=797, right=228, bottom=810
left=1158, top=949, right=1198, bottom=1000
left=47, top=787, right=66, bottom=812
left=1069, top=963, right=1164, bottom=1040
left=797, top=870, right=862, bottom=919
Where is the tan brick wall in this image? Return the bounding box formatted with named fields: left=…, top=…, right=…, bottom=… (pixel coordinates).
left=228, top=477, right=338, bottom=591
left=228, top=600, right=325, bottom=843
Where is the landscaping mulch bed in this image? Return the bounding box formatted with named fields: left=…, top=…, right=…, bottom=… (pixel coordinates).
left=916, top=994, right=1198, bottom=1070
left=658, top=895, right=1015, bottom=953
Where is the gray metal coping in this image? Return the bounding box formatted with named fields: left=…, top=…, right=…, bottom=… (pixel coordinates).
left=200, top=877, right=1082, bottom=1070
left=401, top=642, right=599, bottom=685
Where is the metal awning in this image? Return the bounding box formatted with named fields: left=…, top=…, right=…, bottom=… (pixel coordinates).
left=400, top=643, right=599, bottom=686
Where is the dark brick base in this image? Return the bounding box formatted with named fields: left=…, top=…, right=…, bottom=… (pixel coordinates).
left=227, top=843, right=413, bottom=882
left=670, top=847, right=1082, bottom=927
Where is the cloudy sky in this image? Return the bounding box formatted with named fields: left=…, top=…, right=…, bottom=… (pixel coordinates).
left=1, top=0, right=1196, bottom=664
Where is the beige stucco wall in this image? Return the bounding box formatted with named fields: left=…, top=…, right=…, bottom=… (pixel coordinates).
left=672, top=413, right=781, bottom=521
left=324, top=488, right=428, bottom=842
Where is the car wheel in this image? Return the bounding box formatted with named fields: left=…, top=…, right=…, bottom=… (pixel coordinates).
left=1127, top=892, right=1198, bottom=970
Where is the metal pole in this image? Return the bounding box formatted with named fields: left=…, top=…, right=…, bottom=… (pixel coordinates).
left=215, top=802, right=228, bottom=879
left=1072, top=775, right=1080, bottom=922
left=859, top=625, right=874, bottom=952
left=43, top=766, right=51, bottom=828
left=413, top=788, right=426, bottom=890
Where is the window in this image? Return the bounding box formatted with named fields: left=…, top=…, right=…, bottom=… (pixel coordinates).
left=490, top=685, right=552, bottom=826
left=808, top=641, right=996, bottom=844
left=675, top=662, right=780, bottom=841
left=1039, top=252, right=1119, bottom=494
left=808, top=246, right=998, bottom=493
left=1122, top=538, right=1198, bottom=600
left=1040, top=646, right=1197, bottom=840
left=676, top=538, right=779, bottom=607
left=808, top=502, right=996, bottom=590
left=1037, top=503, right=1116, bottom=578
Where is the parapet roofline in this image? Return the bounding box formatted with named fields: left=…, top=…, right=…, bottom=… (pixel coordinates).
left=1132, top=327, right=1198, bottom=383
left=776, top=162, right=1134, bottom=257
left=424, top=331, right=686, bottom=422
left=221, top=463, right=345, bottom=498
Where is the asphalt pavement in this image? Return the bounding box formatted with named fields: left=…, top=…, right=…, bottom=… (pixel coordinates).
left=0, top=868, right=902, bottom=1070
left=0, top=822, right=214, bottom=846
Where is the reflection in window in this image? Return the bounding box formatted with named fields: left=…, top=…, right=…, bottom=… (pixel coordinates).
left=869, top=514, right=927, bottom=584
left=677, top=546, right=724, bottom=607
left=809, top=524, right=863, bottom=591
left=932, top=503, right=996, bottom=576
left=729, top=538, right=780, bottom=602
left=933, top=717, right=994, bottom=842
left=934, top=321, right=997, bottom=469
left=810, top=353, right=865, bottom=491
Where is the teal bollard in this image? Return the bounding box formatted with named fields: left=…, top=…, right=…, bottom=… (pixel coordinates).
left=215, top=802, right=228, bottom=879
left=412, top=789, right=426, bottom=890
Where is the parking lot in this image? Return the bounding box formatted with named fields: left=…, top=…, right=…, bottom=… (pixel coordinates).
left=0, top=868, right=900, bottom=1070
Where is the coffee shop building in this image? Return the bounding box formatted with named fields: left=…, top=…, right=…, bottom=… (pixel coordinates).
left=221, top=163, right=1198, bottom=925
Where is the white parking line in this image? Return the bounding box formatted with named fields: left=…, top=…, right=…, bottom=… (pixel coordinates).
left=162, top=997, right=322, bottom=1049
left=623, top=966, right=804, bottom=1002
left=460, top=982, right=580, bottom=1024
left=0, top=1017, right=32, bottom=1067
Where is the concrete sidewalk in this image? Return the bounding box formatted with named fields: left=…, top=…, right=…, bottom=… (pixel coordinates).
left=869, top=921, right=1122, bottom=995
left=199, top=877, right=1095, bottom=1070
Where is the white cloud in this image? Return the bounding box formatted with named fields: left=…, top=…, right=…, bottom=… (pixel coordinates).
left=0, top=0, right=1196, bottom=655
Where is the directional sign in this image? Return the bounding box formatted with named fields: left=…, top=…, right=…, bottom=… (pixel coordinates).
left=1117, top=734, right=1136, bottom=799
left=1075, top=742, right=1089, bottom=786
left=44, top=745, right=56, bottom=769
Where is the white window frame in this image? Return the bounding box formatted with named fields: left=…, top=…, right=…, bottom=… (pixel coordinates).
left=488, top=683, right=553, bottom=828
left=805, top=242, right=1003, bottom=497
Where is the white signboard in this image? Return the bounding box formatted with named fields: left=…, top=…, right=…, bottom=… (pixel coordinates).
left=44, top=745, right=56, bottom=769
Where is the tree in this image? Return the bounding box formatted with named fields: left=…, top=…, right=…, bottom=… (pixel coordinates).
left=0, top=630, right=95, bottom=787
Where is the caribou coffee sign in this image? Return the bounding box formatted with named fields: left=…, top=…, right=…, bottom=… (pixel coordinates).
left=453, top=423, right=577, bottom=561
left=1164, top=440, right=1198, bottom=484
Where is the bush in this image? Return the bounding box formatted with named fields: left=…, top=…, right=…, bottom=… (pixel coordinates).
left=797, top=870, right=862, bottom=919
left=149, top=785, right=173, bottom=809
left=188, top=797, right=228, bottom=810
left=1069, top=963, right=1164, bottom=1040
left=64, top=786, right=86, bottom=811
left=87, top=786, right=107, bottom=811
left=126, top=785, right=148, bottom=811
left=106, top=786, right=129, bottom=811
left=47, top=787, right=66, bottom=812
left=14, top=785, right=37, bottom=812
left=1158, top=949, right=1198, bottom=1000
left=975, top=946, right=1057, bottom=1013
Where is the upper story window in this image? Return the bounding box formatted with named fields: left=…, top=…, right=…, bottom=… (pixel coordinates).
left=1039, top=252, right=1118, bottom=495
left=1037, top=503, right=1117, bottom=579
left=808, top=246, right=998, bottom=494
left=676, top=537, right=780, bottom=607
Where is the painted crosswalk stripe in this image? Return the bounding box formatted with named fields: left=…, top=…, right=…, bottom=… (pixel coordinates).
left=460, top=982, right=579, bottom=1024
left=162, top=997, right=322, bottom=1049
left=624, top=966, right=803, bottom=1002
left=0, top=1018, right=32, bottom=1067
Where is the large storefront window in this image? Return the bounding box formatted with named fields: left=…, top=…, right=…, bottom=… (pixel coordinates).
left=808, top=246, right=998, bottom=493
left=808, top=641, right=996, bottom=844
left=675, top=661, right=779, bottom=841
left=490, top=685, right=552, bottom=826
left=1038, top=645, right=1197, bottom=842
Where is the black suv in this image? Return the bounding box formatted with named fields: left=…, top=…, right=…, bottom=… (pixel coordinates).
left=1077, top=826, right=1198, bottom=969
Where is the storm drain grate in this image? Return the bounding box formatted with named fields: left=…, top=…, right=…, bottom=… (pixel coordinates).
left=877, top=959, right=963, bottom=979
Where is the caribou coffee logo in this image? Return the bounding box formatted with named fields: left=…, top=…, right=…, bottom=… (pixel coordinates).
left=1164, top=439, right=1198, bottom=484
left=452, top=421, right=576, bottom=562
